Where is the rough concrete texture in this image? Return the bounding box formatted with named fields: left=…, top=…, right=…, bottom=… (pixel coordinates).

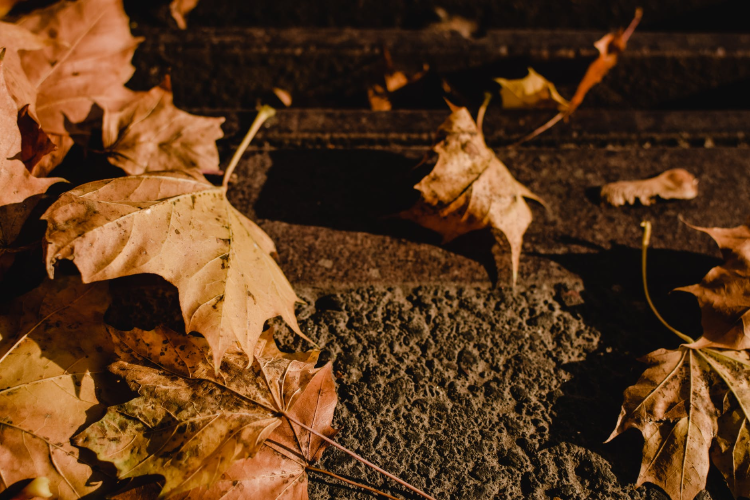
left=273, top=281, right=730, bottom=500
left=107, top=269, right=727, bottom=499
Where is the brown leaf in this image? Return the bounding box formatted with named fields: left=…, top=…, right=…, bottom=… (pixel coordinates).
left=174, top=363, right=338, bottom=500
left=43, top=169, right=305, bottom=367
left=0, top=22, right=46, bottom=117
left=495, top=67, right=569, bottom=111
left=402, top=103, right=543, bottom=283
left=170, top=0, right=200, bottom=30
left=0, top=52, right=62, bottom=207
left=0, top=277, right=114, bottom=499
left=17, top=104, right=55, bottom=171
left=609, top=346, right=750, bottom=500
left=566, top=8, right=642, bottom=116
left=368, top=47, right=428, bottom=111
left=676, top=222, right=750, bottom=350
left=76, top=326, right=322, bottom=497
left=17, top=0, right=142, bottom=174
left=600, top=168, right=699, bottom=206
left=102, top=78, right=225, bottom=175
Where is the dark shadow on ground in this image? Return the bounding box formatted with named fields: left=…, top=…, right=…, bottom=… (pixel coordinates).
left=540, top=244, right=733, bottom=498
left=254, top=149, right=503, bottom=280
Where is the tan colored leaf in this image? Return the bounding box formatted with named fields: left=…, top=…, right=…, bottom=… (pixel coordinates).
left=0, top=21, right=46, bottom=117
left=608, top=346, right=750, bottom=500
left=17, top=0, right=142, bottom=173
left=102, top=78, right=225, bottom=175
left=0, top=53, right=62, bottom=207
left=495, top=67, right=569, bottom=111
left=43, top=169, right=305, bottom=366
left=600, top=168, right=699, bottom=206
left=676, top=222, right=750, bottom=350
left=170, top=0, right=200, bottom=30
left=76, top=326, right=321, bottom=497
left=0, top=277, right=113, bottom=499
left=401, top=103, right=543, bottom=283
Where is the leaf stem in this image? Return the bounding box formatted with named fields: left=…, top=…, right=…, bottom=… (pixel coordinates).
left=476, top=92, right=492, bottom=138
left=510, top=112, right=563, bottom=147
left=283, top=412, right=437, bottom=500
left=222, top=105, right=276, bottom=192
left=640, top=221, right=695, bottom=344
left=307, top=466, right=402, bottom=500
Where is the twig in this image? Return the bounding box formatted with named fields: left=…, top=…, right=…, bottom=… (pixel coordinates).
left=222, top=105, right=276, bottom=191
left=640, top=221, right=695, bottom=344
left=283, top=412, right=437, bottom=500
left=307, top=466, right=402, bottom=500
left=476, top=92, right=492, bottom=138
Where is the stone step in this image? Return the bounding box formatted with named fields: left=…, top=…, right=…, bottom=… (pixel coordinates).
left=219, top=110, right=750, bottom=287
left=129, top=28, right=750, bottom=110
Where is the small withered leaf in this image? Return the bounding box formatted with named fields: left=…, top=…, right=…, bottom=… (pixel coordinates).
left=76, top=326, right=323, bottom=497
left=102, top=78, right=225, bottom=175
left=495, top=67, right=569, bottom=111
left=0, top=277, right=113, bottom=499
left=42, top=169, right=307, bottom=367
left=600, top=168, right=698, bottom=207
left=401, top=103, right=543, bottom=284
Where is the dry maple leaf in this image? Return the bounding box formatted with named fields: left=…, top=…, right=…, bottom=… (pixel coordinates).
left=608, top=345, right=750, bottom=500
left=495, top=67, right=569, bottom=111
left=16, top=0, right=142, bottom=175
left=42, top=169, right=305, bottom=367
left=102, top=77, right=225, bottom=175
left=514, top=9, right=642, bottom=145
left=170, top=0, right=200, bottom=30
left=171, top=363, right=337, bottom=499
left=600, top=168, right=699, bottom=206
left=674, top=222, right=750, bottom=351
left=76, top=325, right=323, bottom=497
left=0, top=51, right=62, bottom=208
left=0, top=22, right=46, bottom=118
left=0, top=277, right=114, bottom=499
left=402, top=102, right=543, bottom=284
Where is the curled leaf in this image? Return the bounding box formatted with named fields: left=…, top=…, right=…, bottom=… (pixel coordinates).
left=495, top=67, right=569, bottom=111
left=600, top=168, right=698, bottom=206
left=43, top=169, right=306, bottom=367
left=102, top=78, right=225, bottom=175
left=402, top=102, right=543, bottom=284
left=566, top=8, right=642, bottom=116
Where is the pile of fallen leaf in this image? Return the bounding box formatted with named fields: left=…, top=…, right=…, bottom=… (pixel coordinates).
left=0, top=1, right=439, bottom=499
left=0, top=1, right=736, bottom=499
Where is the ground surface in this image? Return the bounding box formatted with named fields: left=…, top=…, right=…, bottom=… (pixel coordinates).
left=8, top=1, right=748, bottom=498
